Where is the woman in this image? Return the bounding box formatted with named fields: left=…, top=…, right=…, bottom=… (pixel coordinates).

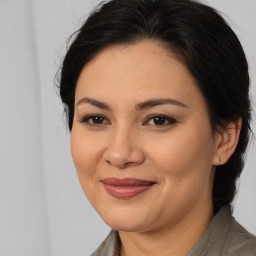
left=58, top=0, right=256, bottom=255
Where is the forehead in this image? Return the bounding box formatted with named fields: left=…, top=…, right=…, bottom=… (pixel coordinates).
left=75, top=40, right=204, bottom=109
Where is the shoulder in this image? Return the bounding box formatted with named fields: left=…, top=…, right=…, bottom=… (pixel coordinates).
left=90, top=230, right=120, bottom=256
left=189, top=206, right=256, bottom=256
left=226, top=216, right=256, bottom=255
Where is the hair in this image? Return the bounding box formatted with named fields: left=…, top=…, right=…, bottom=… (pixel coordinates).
left=58, top=0, right=251, bottom=213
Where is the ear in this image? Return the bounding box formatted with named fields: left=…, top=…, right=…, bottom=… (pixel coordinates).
left=212, top=117, right=242, bottom=166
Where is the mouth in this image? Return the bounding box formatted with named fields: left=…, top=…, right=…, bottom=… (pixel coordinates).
left=101, top=177, right=156, bottom=199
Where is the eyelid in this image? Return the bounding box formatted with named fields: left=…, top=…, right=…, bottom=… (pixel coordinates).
left=79, top=113, right=177, bottom=128
left=144, top=114, right=177, bottom=126
left=79, top=114, right=110, bottom=127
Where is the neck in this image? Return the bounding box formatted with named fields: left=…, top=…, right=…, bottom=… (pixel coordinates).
left=119, top=201, right=214, bottom=256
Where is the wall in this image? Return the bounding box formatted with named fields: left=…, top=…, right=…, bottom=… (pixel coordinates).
left=0, top=1, right=50, bottom=255
left=0, top=0, right=255, bottom=255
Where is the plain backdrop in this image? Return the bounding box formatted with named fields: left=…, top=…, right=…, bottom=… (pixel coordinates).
left=0, top=0, right=255, bottom=255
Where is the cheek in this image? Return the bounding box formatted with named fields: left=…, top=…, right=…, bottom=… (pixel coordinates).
left=146, top=126, right=215, bottom=213
left=70, top=128, right=107, bottom=207
left=70, top=129, right=102, bottom=178
left=147, top=125, right=215, bottom=177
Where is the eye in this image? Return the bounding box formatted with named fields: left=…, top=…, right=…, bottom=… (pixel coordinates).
left=80, top=114, right=110, bottom=127
left=145, top=114, right=177, bottom=127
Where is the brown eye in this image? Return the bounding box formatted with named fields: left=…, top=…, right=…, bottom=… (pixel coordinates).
left=80, top=114, right=109, bottom=126
left=152, top=116, right=166, bottom=125
left=91, top=116, right=105, bottom=124
left=146, top=115, right=177, bottom=127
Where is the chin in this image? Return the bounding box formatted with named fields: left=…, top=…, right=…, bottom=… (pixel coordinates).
left=98, top=207, right=154, bottom=232
left=104, top=219, right=147, bottom=232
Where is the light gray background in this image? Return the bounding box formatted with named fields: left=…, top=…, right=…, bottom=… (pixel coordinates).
left=0, top=0, right=255, bottom=255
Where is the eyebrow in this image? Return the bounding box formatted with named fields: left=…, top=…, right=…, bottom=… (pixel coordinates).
left=135, top=98, right=188, bottom=110
left=76, top=97, right=188, bottom=110
left=76, top=97, right=111, bottom=110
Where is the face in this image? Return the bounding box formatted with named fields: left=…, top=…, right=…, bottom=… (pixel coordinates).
left=71, top=40, right=218, bottom=232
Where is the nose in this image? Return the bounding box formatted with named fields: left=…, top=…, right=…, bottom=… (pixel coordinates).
left=103, top=126, right=145, bottom=169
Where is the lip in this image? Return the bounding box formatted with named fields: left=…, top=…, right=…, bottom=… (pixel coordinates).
left=101, top=178, right=156, bottom=199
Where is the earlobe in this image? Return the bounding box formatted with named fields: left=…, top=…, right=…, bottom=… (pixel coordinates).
left=213, top=118, right=242, bottom=166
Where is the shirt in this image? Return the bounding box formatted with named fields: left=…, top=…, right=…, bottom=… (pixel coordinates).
left=91, top=206, right=256, bottom=256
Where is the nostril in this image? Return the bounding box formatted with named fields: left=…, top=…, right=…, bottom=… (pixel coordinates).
left=105, top=160, right=111, bottom=165
left=104, top=158, right=136, bottom=169
left=103, top=143, right=145, bottom=168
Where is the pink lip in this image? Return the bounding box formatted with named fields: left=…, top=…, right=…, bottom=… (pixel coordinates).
left=101, top=178, right=156, bottom=199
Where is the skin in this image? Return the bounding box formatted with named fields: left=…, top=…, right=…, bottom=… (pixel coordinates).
left=70, top=40, right=241, bottom=256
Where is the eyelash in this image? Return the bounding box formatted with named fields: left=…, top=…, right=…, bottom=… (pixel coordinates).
left=80, top=114, right=109, bottom=128
left=79, top=114, right=177, bottom=128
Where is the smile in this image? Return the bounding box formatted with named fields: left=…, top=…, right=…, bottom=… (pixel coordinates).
left=101, top=178, right=156, bottom=199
